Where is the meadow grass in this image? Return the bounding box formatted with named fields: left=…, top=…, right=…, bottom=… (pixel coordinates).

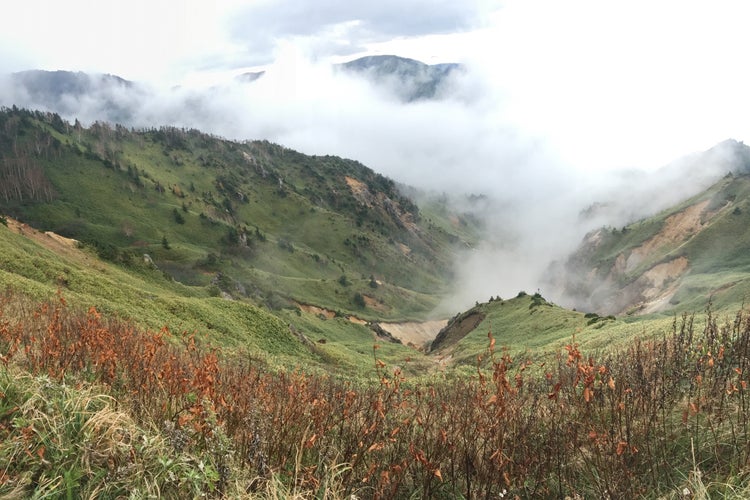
left=4, top=291, right=750, bottom=497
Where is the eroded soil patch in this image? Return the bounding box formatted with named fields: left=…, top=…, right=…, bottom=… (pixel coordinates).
left=430, top=311, right=486, bottom=352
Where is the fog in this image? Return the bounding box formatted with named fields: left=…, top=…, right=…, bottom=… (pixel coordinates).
left=0, top=50, right=743, bottom=314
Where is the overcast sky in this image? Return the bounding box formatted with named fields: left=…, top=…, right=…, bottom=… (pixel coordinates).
left=3, top=0, right=750, bottom=173
left=4, top=0, right=750, bottom=306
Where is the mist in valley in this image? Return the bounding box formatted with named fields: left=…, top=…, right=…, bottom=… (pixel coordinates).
left=3, top=1, right=750, bottom=315
left=2, top=52, right=747, bottom=315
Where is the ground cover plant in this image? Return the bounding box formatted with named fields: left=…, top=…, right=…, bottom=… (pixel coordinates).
left=2, top=290, right=750, bottom=498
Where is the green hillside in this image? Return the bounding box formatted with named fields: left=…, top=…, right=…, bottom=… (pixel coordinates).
left=556, top=171, right=750, bottom=316
left=0, top=108, right=477, bottom=319
left=427, top=291, right=680, bottom=368
left=7, top=107, right=750, bottom=497
left=0, top=107, right=486, bottom=375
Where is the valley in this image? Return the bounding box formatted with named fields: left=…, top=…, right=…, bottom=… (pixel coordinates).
left=3, top=0, right=750, bottom=495
left=3, top=105, right=750, bottom=497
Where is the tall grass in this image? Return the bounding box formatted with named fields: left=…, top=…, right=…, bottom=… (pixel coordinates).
left=3, top=290, right=750, bottom=497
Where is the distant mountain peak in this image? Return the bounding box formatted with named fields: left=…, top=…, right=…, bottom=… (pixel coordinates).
left=337, top=55, right=463, bottom=102
left=233, top=54, right=463, bottom=102
left=12, top=70, right=133, bottom=94
left=342, top=54, right=429, bottom=69
left=7, top=70, right=138, bottom=124
left=235, top=70, right=265, bottom=83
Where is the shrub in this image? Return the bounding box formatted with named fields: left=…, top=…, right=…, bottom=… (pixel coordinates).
left=173, top=208, right=185, bottom=224
left=3, top=292, right=750, bottom=498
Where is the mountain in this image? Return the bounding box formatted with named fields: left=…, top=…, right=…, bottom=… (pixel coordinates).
left=239, top=55, right=463, bottom=102
left=6, top=110, right=750, bottom=498
left=235, top=70, right=265, bottom=82
left=4, top=55, right=462, bottom=125
left=9, top=70, right=139, bottom=124
left=0, top=107, right=479, bottom=371
left=421, top=139, right=750, bottom=361
left=337, top=55, right=463, bottom=102
left=12, top=70, right=133, bottom=101
left=550, top=140, right=750, bottom=316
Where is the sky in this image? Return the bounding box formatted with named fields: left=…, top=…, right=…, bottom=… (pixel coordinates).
left=3, top=0, right=750, bottom=172
left=3, top=0, right=750, bottom=308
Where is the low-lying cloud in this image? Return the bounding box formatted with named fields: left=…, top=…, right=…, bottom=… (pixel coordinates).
left=0, top=50, right=742, bottom=315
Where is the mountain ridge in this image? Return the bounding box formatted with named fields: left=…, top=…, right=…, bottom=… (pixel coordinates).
left=550, top=142, right=750, bottom=316
left=336, top=55, right=463, bottom=101
left=0, top=106, right=475, bottom=321
left=6, top=54, right=463, bottom=126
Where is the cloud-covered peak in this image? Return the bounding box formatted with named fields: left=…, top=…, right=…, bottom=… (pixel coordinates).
left=6, top=70, right=142, bottom=125
left=337, top=55, right=463, bottom=101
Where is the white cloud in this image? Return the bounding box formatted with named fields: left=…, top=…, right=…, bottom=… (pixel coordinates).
left=466, top=0, right=750, bottom=172
left=0, top=0, right=245, bottom=82
left=227, top=0, right=491, bottom=60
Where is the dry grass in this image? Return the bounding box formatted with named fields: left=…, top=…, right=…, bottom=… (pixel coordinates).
left=3, top=290, right=750, bottom=497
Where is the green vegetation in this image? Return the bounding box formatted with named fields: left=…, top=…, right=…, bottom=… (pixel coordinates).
left=3, top=291, right=750, bottom=498
left=0, top=107, right=474, bottom=325
left=0, top=106, right=483, bottom=372
left=7, top=106, right=750, bottom=496
left=560, top=172, right=750, bottom=316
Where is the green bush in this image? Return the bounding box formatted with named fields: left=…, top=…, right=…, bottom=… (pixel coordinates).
left=173, top=208, right=185, bottom=224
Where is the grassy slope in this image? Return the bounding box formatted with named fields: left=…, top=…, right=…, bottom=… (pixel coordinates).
left=431, top=293, right=683, bottom=368
left=563, top=174, right=750, bottom=315
left=0, top=221, right=295, bottom=353
left=0, top=219, right=433, bottom=374
left=0, top=110, right=472, bottom=322
left=0, top=108, right=487, bottom=373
